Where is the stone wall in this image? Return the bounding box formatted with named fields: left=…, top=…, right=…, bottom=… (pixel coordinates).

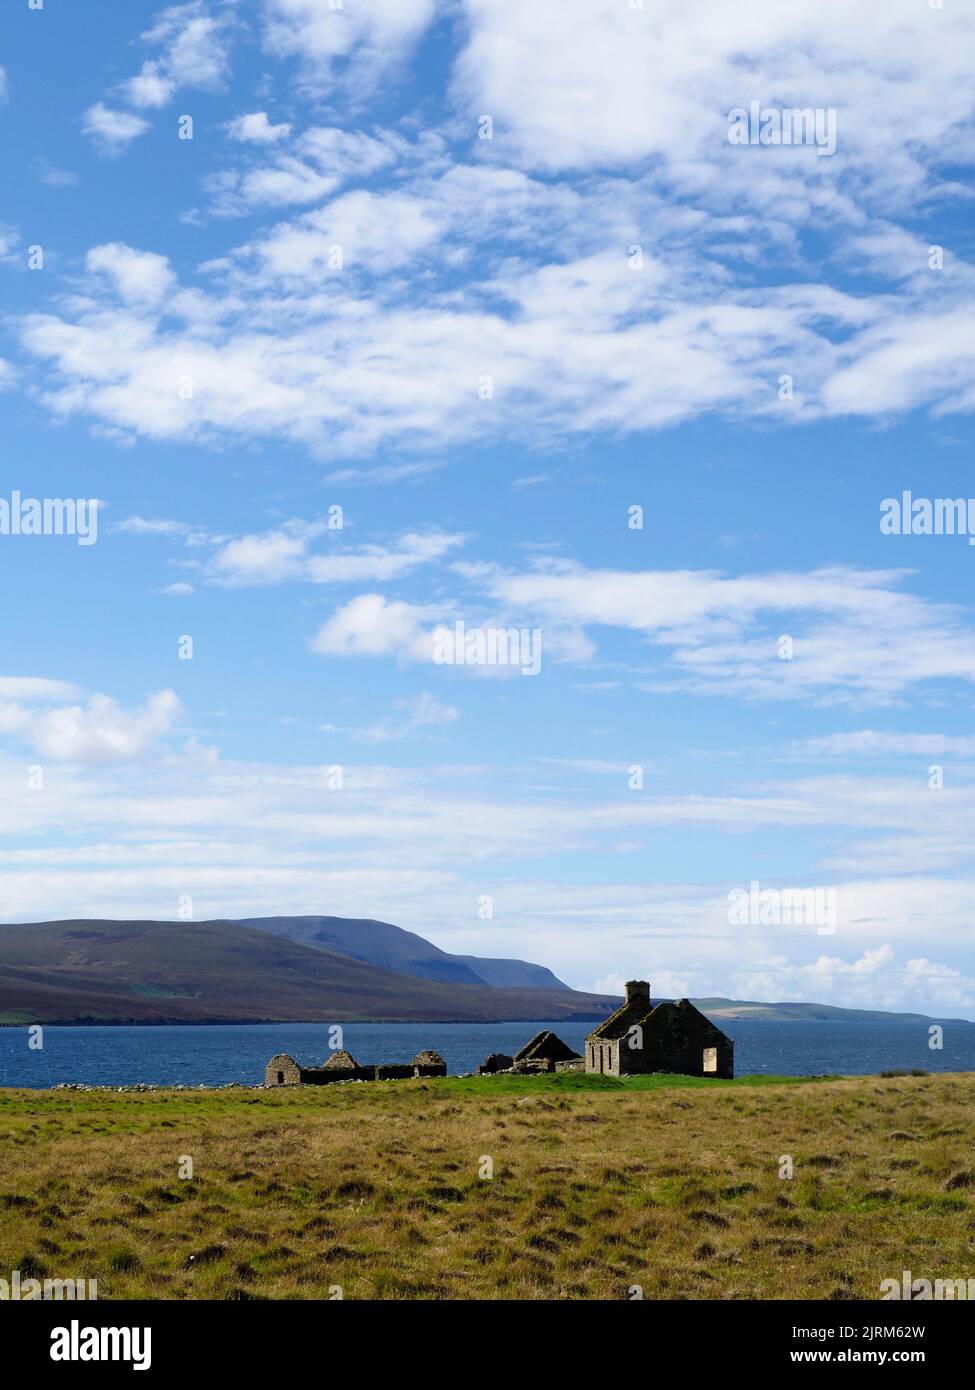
left=587, top=1040, right=619, bottom=1075
left=295, top=1064, right=375, bottom=1084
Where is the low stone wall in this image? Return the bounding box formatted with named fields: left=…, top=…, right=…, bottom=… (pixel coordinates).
left=296, top=1065, right=375, bottom=1085
left=264, top=1054, right=447, bottom=1086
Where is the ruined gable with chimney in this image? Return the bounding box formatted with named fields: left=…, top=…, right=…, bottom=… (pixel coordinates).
left=585, top=980, right=734, bottom=1079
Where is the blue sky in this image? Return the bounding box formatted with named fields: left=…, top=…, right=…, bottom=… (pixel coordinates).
left=3, top=0, right=975, bottom=1014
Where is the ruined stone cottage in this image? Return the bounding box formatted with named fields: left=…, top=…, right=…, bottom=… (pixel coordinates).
left=265, top=1047, right=446, bottom=1086
left=586, top=980, right=734, bottom=1079
left=513, top=1030, right=581, bottom=1072
left=478, top=1030, right=582, bottom=1075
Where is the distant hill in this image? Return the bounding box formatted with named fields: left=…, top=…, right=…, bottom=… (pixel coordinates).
left=691, top=997, right=970, bottom=1024
left=235, top=915, right=570, bottom=991
left=0, top=918, right=614, bottom=1026
left=453, top=955, right=567, bottom=989
left=238, top=919, right=966, bottom=1021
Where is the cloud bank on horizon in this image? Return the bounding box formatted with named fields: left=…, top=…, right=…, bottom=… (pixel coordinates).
left=2, top=0, right=975, bottom=1014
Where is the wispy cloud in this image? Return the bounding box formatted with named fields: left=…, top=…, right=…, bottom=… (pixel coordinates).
left=81, top=104, right=151, bottom=154
left=122, top=0, right=233, bottom=109
left=262, top=0, right=436, bottom=98
left=790, top=731, right=975, bottom=759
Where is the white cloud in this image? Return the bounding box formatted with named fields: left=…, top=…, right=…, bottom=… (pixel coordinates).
left=0, top=689, right=182, bottom=763
left=206, top=126, right=403, bottom=215
left=206, top=160, right=338, bottom=215
left=210, top=524, right=314, bottom=586
left=476, top=561, right=975, bottom=704
left=304, top=531, right=462, bottom=584
left=400, top=690, right=458, bottom=729
left=356, top=691, right=460, bottom=742
left=82, top=1, right=233, bottom=154
left=208, top=524, right=462, bottom=587
left=325, top=460, right=441, bottom=486
left=228, top=162, right=581, bottom=271
left=21, top=224, right=975, bottom=455
left=729, top=947, right=975, bottom=1016
left=82, top=104, right=151, bottom=153
left=453, top=0, right=975, bottom=215
left=116, top=515, right=202, bottom=538
left=32, top=1, right=975, bottom=459
left=123, top=1, right=232, bottom=108
left=124, top=65, right=175, bottom=111
left=299, top=125, right=402, bottom=175
left=28, top=690, right=182, bottom=762
left=86, top=244, right=175, bottom=305
left=302, top=557, right=975, bottom=705
left=790, top=731, right=975, bottom=759
left=263, top=0, right=436, bottom=96
left=226, top=111, right=292, bottom=144
left=0, top=677, right=82, bottom=702
left=821, top=308, right=975, bottom=418
left=36, top=161, right=79, bottom=189
left=310, top=594, right=440, bottom=658
left=247, top=188, right=443, bottom=270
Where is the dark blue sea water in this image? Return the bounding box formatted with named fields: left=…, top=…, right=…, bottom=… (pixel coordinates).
left=2, top=1018, right=974, bottom=1088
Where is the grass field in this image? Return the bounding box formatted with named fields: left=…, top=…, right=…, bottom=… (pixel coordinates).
left=1, top=1071, right=972, bottom=1300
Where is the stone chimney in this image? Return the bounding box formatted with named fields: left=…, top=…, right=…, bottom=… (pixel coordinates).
left=624, top=980, right=650, bottom=1005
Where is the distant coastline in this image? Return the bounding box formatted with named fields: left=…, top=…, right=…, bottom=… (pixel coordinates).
left=0, top=1001, right=969, bottom=1028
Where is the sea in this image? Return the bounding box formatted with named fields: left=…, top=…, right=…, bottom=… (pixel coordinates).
left=1, top=1018, right=974, bottom=1089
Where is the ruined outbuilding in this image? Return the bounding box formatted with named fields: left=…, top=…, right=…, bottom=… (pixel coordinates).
left=324, top=1050, right=358, bottom=1072
left=411, top=1049, right=447, bottom=1077
left=477, top=1030, right=582, bottom=1076
left=478, top=1052, right=514, bottom=1075
left=264, top=1047, right=447, bottom=1086
left=585, top=981, right=734, bottom=1079
left=513, top=1030, right=582, bottom=1072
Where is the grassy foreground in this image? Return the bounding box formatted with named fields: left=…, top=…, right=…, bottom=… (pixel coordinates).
left=1, top=1071, right=972, bottom=1300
